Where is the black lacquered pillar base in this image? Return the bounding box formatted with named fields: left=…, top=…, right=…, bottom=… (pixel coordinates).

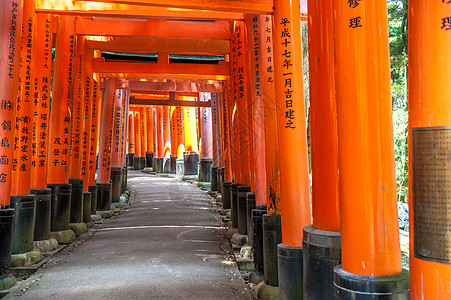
left=230, top=183, right=241, bottom=228
left=140, top=157, right=146, bottom=170
left=133, top=156, right=144, bottom=170
left=278, top=244, right=303, bottom=300
left=333, top=267, right=409, bottom=300
left=246, top=192, right=256, bottom=246
left=145, top=151, right=154, bottom=168
left=170, top=155, right=177, bottom=174
left=47, top=184, right=72, bottom=232
left=96, top=182, right=112, bottom=211
left=252, top=208, right=267, bottom=274
left=163, top=157, right=171, bottom=173
left=88, top=185, right=98, bottom=215
left=222, top=182, right=232, bottom=209
left=303, top=225, right=341, bottom=300
left=69, top=178, right=83, bottom=224
left=237, top=186, right=251, bottom=235
left=82, top=192, right=91, bottom=223
left=199, top=158, right=212, bottom=182
left=30, top=188, right=51, bottom=241
left=183, top=151, right=199, bottom=175
left=0, top=208, right=16, bottom=292
left=210, top=166, right=219, bottom=191
left=110, top=167, right=123, bottom=203
left=121, top=167, right=127, bottom=193
left=126, top=153, right=134, bottom=167
left=263, top=214, right=282, bottom=287
left=153, top=158, right=164, bottom=173
left=10, top=195, right=36, bottom=254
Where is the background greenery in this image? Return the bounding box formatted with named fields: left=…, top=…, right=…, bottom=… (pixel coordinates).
left=388, top=0, right=408, bottom=203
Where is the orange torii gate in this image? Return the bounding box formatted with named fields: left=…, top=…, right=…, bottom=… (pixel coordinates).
left=1, top=1, right=449, bottom=299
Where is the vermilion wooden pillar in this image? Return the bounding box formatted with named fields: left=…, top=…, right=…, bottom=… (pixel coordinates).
left=97, top=79, right=116, bottom=184
left=47, top=15, right=76, bottom=234
left=162, top=106, right=171, bottom=158
left=170, top=106, right=184, bottom=158
left=31, top=13, right=52, bottom=191
left=96, top=78, right=116, bottom=211
left=162, top=105, right=171, bottom=173
left=408, top=2, right=451, bottom=299
left=133, top=109, right=142, bottom=169
left=139, top=107, right=147, bottom=160
left=182, top=98, right=199, bottom=177
left=79, top=49, right=93, bottom=224
left=120, top=89, right=130, bottom=192
left=156, top=106, right=164, bottom=157
left=80, top=50, right=94, bottom=193
left=333, top=0, right=407, bottom=298
left=220, top=87, right=232, bottom=183
left=0, top=0, right=23, bottom=288
left=210, top=93, right=221, bottom=191
left=48, top=16, right=75, bottom=186
left=260, top=15, right=280, bottom=215
left=120, top=89, right=130, bottom=169
left=273, top=0, right=312, bottom=295
left=0, top=0, right=23, bottom=208
left=69, top=35, right=86, bottom=182
left=249, top=15, right=267, bottom=209
left=68, top=35, right=87, bottom=226
left=153, top=106, right=164, bottom=173
left=146, top=107, right=153, bottom=153
left=110, top=89, right=123, bottom=204
left=234, top=21, right=252, bottom=188
left=111, top=90, right=123, bottom=168
left=11, top=0, right=36, bottom=197
left=229, top=27, right=241, bottom=184
left=303, top=0, right=341, bottom=297
left=30, top=13, right=54, bottom=242
left=170, top=105, right=184, bottom=174
left=145, top=106, right=154, bottom=168
left=87, top=75, right=101, bottom=215
left=152, top=108, right=157, bottom=156
left=127, top=112, right=135, bottom=166
left=199, top=92, right=212, bottom=182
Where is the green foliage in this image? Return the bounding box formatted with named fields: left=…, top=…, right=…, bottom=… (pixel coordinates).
left=388, top=0, right=408, bottom=109
left=388, top=0, right=409, bottom=202
left=393, top=107, right=409, bottom=202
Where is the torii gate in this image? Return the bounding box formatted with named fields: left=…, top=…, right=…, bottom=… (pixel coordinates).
left=0, top=1, right=449, bottom=299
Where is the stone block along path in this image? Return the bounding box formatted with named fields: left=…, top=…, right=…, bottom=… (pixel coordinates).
left=6, top=171, right=252, bottom=300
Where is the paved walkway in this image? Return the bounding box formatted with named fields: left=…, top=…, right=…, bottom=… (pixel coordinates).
left=6, top=171, right=251, bottom=300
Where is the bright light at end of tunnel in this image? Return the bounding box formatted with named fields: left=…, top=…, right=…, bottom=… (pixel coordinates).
left=85, top=36, right=112, bottom=42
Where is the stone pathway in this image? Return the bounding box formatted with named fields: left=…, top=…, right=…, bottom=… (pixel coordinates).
left=6, top=171, right=251, bottom=300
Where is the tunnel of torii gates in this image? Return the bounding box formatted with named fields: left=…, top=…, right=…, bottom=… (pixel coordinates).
left=0, top=0, right=449, bottom=299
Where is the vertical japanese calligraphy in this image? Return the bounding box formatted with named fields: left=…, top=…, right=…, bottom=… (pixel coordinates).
left=80, top=50, right=93, bottom=191
left=97, top=78, right=116, bottom=183
left=0, top=0, right=22, bottom=206
left=31, top=14, right=52, bottom=189
left=48, top=16, right=76, bottom=184
left=88, top=77, right=100, bottom=187
left=234, top=21, right=251, bottom=186
left=111, top=90, right=123, bottom=168
left=69, top=36, right=86, bottom=180
left=11, top=0, right=35, bottom=195
left=273, top=0, right=312, bottom=247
